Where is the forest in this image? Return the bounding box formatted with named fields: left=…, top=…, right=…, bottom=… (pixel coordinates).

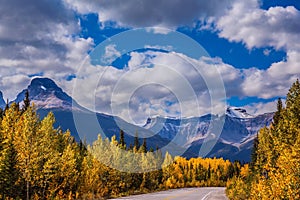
left=2, top=79, right=299, bottom=199
left=226, top=80, right=300, bottom=199
left=0, top=92, right=240, bottom=199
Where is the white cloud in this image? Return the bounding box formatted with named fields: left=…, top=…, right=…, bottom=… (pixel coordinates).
left=267, top=51, right=300, bottom=79
left=101, top=44, right=122, bottom=65
left=70, top=50, right=237, bottom=124
left=1, top=0, right=299, bottom=123
left=145, top=27, right=173, bottom=35
left=144, top=45, right=174, bottom=51
left=0, top=75, right=30, bottom=101
left=211, top=0, right=300, bottom=102
left=216, top=0, right=300, bottom=51
left=263, top=49, right=271, bottom=56
left=64, top=0, right=235, bottom=28
left=0, top=0, right=94, bottom=100
left=241, top=50, right=300, bottom=99
left=244, top=99, right=285, bottom=116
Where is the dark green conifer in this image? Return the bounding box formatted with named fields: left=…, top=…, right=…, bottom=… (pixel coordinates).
left=0, top=138, right=20, bottom=198
left=23, top=90, right=30, bottom=111
left=119, top=129, right=125, bottom=148
left=134, top=131, right=140, bottom=149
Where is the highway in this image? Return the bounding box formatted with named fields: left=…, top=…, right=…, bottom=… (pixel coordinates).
left=110, top=187, right=228, bottom=200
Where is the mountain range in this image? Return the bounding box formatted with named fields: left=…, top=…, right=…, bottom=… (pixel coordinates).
left=0, top=78, right=274, bottom=162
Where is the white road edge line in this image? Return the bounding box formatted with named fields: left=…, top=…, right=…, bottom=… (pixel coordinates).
left=201, top=191, right=213, bottom=200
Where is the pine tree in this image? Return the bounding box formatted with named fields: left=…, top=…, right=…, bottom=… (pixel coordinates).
left=0, top=108, right=3, bottom=119
left=23, top=90, right=30, bottom=112
left=286, top=79, right=300, bottom=123
left=149, top=147, right=154, bottom=152
left=250, top=134, right=259, bottom=172
left=0, top=137, right=20, bottom=199
left=139, top=138, right=147, bottom=153
left=134, top=131, right=140, bottom=149
left=272, top=98, right=283, bottom=127
left=119, top=129, right=125, bottom=148
left=0, top=103, right=21, bottom=198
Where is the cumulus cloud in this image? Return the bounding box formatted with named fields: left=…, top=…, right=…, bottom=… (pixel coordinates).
left=211, top=0, right=300, bottom=107
left=216, top=0, right=300, bottom=50
left=244, top=99, right=286, bottom=116
left=101, top=44, right=122, bottom=65
left=0, top=0, right=94, bottom=100
left=241, top=50, right=300, bottom=99
left=1, top=0, right=299, bottom=123
left=70, top=50, right=246, bottom=124
left=62, top=40, right=298, bottom=124
left=64, top=0, right=235, bottom=28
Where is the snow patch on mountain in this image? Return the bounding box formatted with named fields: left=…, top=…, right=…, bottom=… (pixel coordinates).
left=226, top=107, right=253, bottom=119
left=4, top=77, right=275, bottom=162
left=144, top=111, right=273, bottom=161
left=41, top=85, right=47, bottom=91
left=14, top=78, right=84, bottom=111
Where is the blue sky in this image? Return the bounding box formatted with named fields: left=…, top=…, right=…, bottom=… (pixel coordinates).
left=0, top=0, right=299, bottom=124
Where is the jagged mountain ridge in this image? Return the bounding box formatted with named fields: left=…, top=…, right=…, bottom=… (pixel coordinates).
left=11, top=78, right=181, bottom=156
left=144, top=108, right=274, bottom=161
left=3, top=77, right=274, bottom=161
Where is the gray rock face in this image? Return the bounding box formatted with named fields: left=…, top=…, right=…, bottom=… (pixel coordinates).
left=11, top=77, right=274, bottom=161
left=144, top=110, right=273, bottom=161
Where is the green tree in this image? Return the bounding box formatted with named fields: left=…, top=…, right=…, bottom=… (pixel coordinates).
left=250, top=134, right=259, bottom=172
left=119, top=129, right=125, bottom=149
left=134, top=131, right=140, bottom=149
left=23, top=90, right=30, bottom=112
left=272, top=98, right=283, bottom=127
left=0, top=136, right=20, bottom=198
left=139, top=138, right=147, bottom=153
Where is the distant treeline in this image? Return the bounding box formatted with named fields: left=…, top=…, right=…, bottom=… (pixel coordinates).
left=0, top=91, right=241, bottom=199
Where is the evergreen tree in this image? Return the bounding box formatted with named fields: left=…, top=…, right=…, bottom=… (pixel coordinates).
left=0, top=103, right=22, bottom=199
left=272, top=98, right=283, bottom=126
left=0, top=137, right=20, bottom=199
left=23, top=90, right=30, bottom=112
left=0, top=108, right=3, bottom=119
left=128, top=143, right=133, bottom=151
left=119, top=129, right=125, bottom=148
left=134, top=131, right=140, bottom=149
left=250, top=134, right=259, bottom=172
left=139, top=138, right=147, bottom=153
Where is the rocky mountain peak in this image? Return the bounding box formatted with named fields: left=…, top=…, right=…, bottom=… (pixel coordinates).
left=226, top=107, right=253, bottom=119
left=14, top=78, right=80, bottom=110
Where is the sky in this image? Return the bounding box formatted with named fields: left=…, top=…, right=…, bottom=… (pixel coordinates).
left=0, top=0, right=300, bottom=125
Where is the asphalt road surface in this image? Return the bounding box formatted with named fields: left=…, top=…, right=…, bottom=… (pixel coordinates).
left=110, top=187, right=228, bottom=200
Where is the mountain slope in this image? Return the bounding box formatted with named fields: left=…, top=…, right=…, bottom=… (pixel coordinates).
left=14, top=78, right=187, bottom=156
left=145, top=110, right=274, bottom=162
left=14, top=78, right=83, bottom=111
left=11, top=77, right=274, bottom=161
left=0, top=91, right=5, bottom=109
